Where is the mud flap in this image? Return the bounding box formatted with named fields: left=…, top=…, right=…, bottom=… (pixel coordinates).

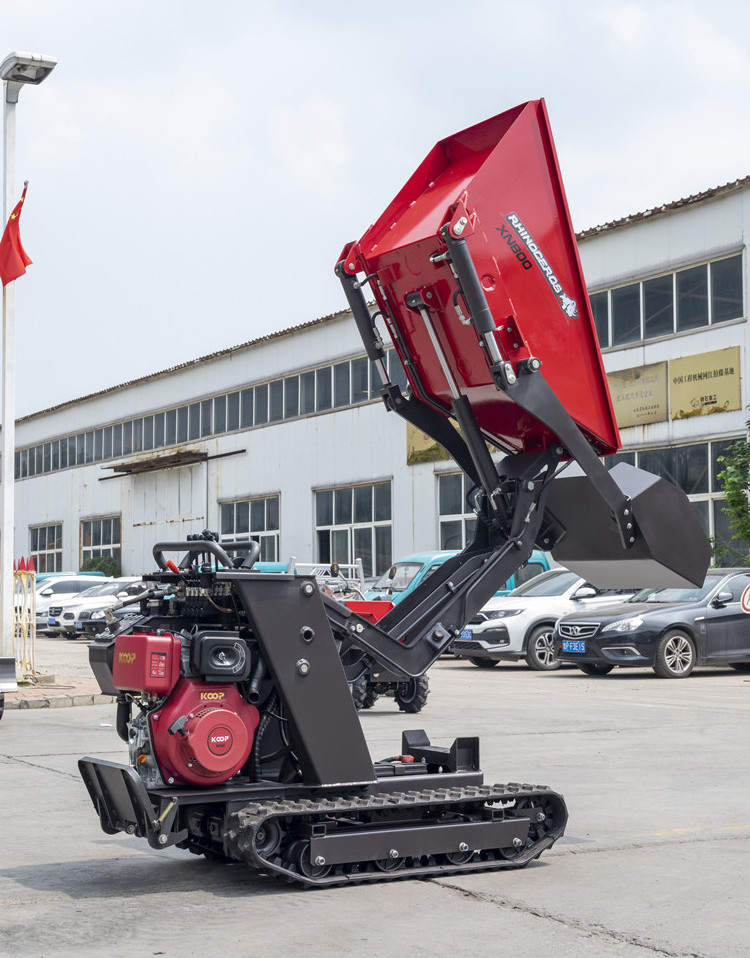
left=78, top=757, right=187, bottom=848
left=544, top=462, right=712, bottom=589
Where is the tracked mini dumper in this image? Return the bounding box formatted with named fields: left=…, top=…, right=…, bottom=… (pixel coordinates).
left=79, top=99, right=711, bottom=887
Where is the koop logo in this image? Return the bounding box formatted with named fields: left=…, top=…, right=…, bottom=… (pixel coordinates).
left=208, top=726, right=233, bottom=755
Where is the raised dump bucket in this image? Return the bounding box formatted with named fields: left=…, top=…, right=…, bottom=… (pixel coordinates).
left=340, top=99, right=710, bottom=589
left=344, top=98, right=619, bottom=457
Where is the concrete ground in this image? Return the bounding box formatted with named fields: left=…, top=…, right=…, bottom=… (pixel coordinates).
left=0, top=636, right=748, bottom=958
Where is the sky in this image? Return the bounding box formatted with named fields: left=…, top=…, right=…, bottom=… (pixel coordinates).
left=3, top=0, right=750, bottom=417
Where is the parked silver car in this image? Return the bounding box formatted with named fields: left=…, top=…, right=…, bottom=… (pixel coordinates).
left=47, top=578, right=147, bottom=638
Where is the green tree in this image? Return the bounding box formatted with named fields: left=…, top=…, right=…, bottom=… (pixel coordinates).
left=80, top=555, right=120, bottom=577
left=714, top=423, right=750, bottom=566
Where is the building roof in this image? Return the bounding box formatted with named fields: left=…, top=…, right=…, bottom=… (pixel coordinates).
left=18, top=173, right=750, bottom=426
left=18, top=307, right=351, bottom=425
left=575, top=175, right=750, bottom=241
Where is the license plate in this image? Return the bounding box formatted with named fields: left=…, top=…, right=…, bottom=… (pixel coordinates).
left=75, top=623, right=83, bottom=631
left=47, top=617, right=56, bottom=626
left=459, top=628, right=472, bottom=641
left=562, top=639, right=586, bottom=654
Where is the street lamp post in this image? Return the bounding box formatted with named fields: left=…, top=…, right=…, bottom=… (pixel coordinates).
left=0, top=51, right=57, bottom=661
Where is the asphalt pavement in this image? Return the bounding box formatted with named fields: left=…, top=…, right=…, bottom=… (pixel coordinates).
left=1, top=638, right=748, bottom=958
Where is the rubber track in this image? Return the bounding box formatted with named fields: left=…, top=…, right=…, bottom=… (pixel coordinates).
left=224, top=782, right=567, bottom=887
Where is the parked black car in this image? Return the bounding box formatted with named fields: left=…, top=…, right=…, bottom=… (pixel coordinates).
left=554, top=568, right=750, bottom=678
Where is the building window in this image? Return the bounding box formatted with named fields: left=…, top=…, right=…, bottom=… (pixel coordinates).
left=254, top=384, right=268, bottom=425
left=590, top=291, right=609, bottom=348
left=334, top=362, right=351, bottom=407
left=220, top=494, right=280, bottom=562
left=284, top=376, right=299, bottom=418
left=316, top=367, right=332, bottom=411
left=643, top=274, right=674, bottom=339
left=711, top=257, right=744, bottom=323
left=227, top=392, right=240, bottom=431
left=315, top=481, right=392, bottom=577
left=591, top=253, right=743, bottom=350
left=269, top=381, right=284, bottom=422
left=437, top=473, right=477, bottom=550
left=351, top=357, right=369, bottom=403
left=81, top=516, right=121, bottom=570
left=30, top=523, right=63, bottom=573
left=300, top=370, right=316, bottom=414
left=611, top=283, right=641, bottom=347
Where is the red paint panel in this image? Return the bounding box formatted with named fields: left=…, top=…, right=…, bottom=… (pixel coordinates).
left=350, top=99, right=619, bottom=456
left=344, top=600, right=394, bottom=623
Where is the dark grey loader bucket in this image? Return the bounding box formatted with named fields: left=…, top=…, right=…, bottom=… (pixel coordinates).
left=0, top=656, right=18, bottom=692
left=545, top=462, right=712, bottom=590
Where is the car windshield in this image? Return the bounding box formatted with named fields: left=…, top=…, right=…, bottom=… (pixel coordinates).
left=370, top=562, right=423, bottom=593
left=510, top=570, right=580, bottom=597
left=79, top=581, right=126, bottom=598
left=629, top=575, right=723, bottom=604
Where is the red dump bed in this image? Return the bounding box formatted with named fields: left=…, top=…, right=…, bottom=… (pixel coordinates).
left=343, top=99, right=619, bottom=456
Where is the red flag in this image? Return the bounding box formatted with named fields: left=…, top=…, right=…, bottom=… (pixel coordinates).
left=0, top=184, right=32, bottom=286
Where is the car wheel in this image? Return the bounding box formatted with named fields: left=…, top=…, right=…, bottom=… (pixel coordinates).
left=362, top=686, right=379, bottom=709
left=653, top=630, right=696, bottom=679
left=395, top=675, right=429, bottom=713
left=525, top=625, right=560, bottom=671
left=730, top=662, right=750, bottom=672
left=577, top=663, right=614, bottom=676
left=0, top=691, right=4, bottom=720
left=467, top=657, right=500, bottom=669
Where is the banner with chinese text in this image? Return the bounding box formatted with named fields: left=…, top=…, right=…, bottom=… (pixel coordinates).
left=607, top=362, right=668, bottom=428
left=669, top=346, right=741, bottom=420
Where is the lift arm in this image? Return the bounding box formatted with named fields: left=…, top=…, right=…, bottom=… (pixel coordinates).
left=327, top=99, right=711, bottom=677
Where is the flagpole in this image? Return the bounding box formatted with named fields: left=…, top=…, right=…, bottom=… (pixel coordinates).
left=0, top=89, right=16, bottom=659
left=0, top=54, right=57, bottom=662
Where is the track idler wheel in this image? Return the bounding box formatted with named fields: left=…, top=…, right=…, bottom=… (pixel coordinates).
left=288, top=840, right=332, bottom=880
left=373, top=851, right=405, bottom=872
left=254, top=819, right=283, bottom=857
left=444, top=846, right=474, bottom=865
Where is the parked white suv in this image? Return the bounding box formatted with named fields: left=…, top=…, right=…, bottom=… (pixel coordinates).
left=452, top=568, right=636, bottom=671
left=34, top=575, right=111, bottom=634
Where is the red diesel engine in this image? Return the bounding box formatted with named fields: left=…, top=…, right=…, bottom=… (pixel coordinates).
left=112, top=632, right=259, bottom=787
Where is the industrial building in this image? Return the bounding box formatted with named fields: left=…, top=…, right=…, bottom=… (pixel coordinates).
left=13, top=176, right=750, bottom=576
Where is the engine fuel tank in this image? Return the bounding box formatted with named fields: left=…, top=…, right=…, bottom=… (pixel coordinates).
left=112, top=632, right=181, bottom=696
